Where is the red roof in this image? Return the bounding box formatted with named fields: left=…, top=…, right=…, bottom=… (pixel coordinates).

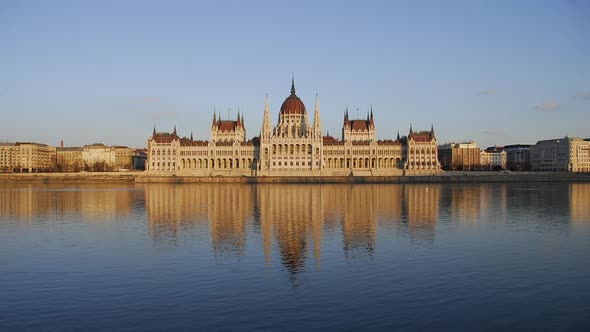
left=350, top=120, right=369, bottom=131
left=409, top=131, right=433, bottom=142
left=218, top=121, right=236, bottom=132
left=377, top=140, right=401, bottom=146
left=153, top=133, right=176, bottom=143
left=180, top=139, right=208, bottom=146
left=280, top=94, right=306, bottom=115
left=323, top=136, right=339, bottom=145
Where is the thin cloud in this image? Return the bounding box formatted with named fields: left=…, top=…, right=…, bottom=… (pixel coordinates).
left=150, top=111, right=176, bottom=119
left=479, top=89, right=497, bottom=96
left=142, top=97, right=162, bottom=104
left=482, top=129, right=505, bottom=135
left=533, top=101, right=560, bottom=112
left=574, top=92, right=590, bottom=100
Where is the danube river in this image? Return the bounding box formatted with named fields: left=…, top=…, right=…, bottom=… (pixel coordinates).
left=0, top=183, right=588, bottom=330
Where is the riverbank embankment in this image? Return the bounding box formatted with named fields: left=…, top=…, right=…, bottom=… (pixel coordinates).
left=1, top=171, right=589, bottom=184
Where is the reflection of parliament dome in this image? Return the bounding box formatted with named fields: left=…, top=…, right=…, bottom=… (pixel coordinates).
left=280, top=77, right=306, bottom=115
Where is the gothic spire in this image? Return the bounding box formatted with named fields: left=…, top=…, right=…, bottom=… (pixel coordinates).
left=153, top=125, right=156, bottom=136
left=344, top=106, right=350, bottom=126
left=313, top=93, right=322, bottom=138
left=212, top=112, right=216, bottom=127
left=291, top=74, right=296, bottom=95
left=262, top=94, right=271, bottom=138
left=190, top=131, right=193, bottom=141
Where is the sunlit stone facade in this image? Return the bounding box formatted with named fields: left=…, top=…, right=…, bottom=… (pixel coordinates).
left=480, top=146, right=507, bottom=170
left=0, top=142, right=56, bottom=173
left=530, top=137, right=590, bottom=172
left=146, top=79, right=441, bottom=176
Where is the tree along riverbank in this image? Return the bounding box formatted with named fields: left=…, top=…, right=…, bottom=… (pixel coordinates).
left=1, top=171, right=589, bottom=184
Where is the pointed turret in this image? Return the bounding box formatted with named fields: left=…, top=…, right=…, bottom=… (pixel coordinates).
left=153, top=125, right=156, bottom=137
left=190, top=131, right=193, bottom=141
left=370, top=106, right=374, bottom=127
left=344, top=107, right=350, bottom=127
left=212, top=112, right=217, bottom=128
left=241, top=113, right=245, bottom=129
left=262, top=94, right=271, bottom=139
left=173, top=124, right=177, bottom=135
left=409, top=124, right=413, bottom=135
left=430, top=124, right=435, bottom=139
left=313, top=93, right=322, bottom=138
left=397, top=130, right=400, bottom=140
left=236, top=110, right=241, bottom=127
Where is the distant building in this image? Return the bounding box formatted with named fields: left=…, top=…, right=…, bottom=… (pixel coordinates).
left=146, top=79, right=441, bottom=176
left=405, top=125, right=440, bottom=172
left=0, top=142, right=57, bottom=173
left=480, top=146, right=506, bottom=170
left=530, top=137, right=590, bottom=172
left=503, top=144, right=531, bottom=171
left=438, top=141, right=481, bottom=171
left=113, top=146, right=136, bottom=171
left=56, top=147, right=83, bottom=172
left=82, top=143, right=116, bottom=171
left=132, top=149, right=147, bottom=171
left=0, top=143, right=19, bottom=172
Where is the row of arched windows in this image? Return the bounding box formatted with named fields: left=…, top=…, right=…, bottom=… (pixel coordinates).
left=271, top=144, right=313, bottom=155
left=323, top=157, right=401, bottom=169
left=152, top=149, right=176, bottom=156
left=180, top=158, right=257, bottom=170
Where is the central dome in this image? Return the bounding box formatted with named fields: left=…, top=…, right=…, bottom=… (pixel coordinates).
left=280, top=77, right=306, bottom=115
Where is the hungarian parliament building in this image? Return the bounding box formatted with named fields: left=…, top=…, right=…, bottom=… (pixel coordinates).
left=147, top=79, right=441, bottom=176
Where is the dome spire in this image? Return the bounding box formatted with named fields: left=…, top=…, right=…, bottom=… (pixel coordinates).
left=291, top=74, right=296, bottom=95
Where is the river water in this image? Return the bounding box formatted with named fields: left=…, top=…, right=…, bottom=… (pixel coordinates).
left=0, top=183, right=589, bottom=331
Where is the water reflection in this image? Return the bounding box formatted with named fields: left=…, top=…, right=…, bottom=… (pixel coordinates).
left=0, top=184, right=137, bottom=222
left=1, top=182, right=588, bottom=279
left=570, top=183, right=590, bottom=224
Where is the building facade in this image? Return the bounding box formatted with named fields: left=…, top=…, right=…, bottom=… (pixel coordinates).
left=56, top=147, right=84, bottom=172
left=0, top=142, right=57, bottom=173
left=146, top=79, right=441, bottom=176
left=504, top=144, right=531, bottom=171
left=113, top=146, right=136, bottom=171
left=0, top=143, right=20, bottom=172
left=438, top=141, right=481, bottom=171
left=530, top=137, right=590, bottom=172
left=480, top=146, right=506, bottom=170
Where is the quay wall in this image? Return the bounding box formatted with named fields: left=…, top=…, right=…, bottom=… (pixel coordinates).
left=1, top=172, right=589, bottom=184
left=0, top=172, right=138, bottom=184
left=136, top=172, right=590, bottom=184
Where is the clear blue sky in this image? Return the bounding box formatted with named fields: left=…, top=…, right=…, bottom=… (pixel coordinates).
left=1, top=0, right=589, bottom=148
